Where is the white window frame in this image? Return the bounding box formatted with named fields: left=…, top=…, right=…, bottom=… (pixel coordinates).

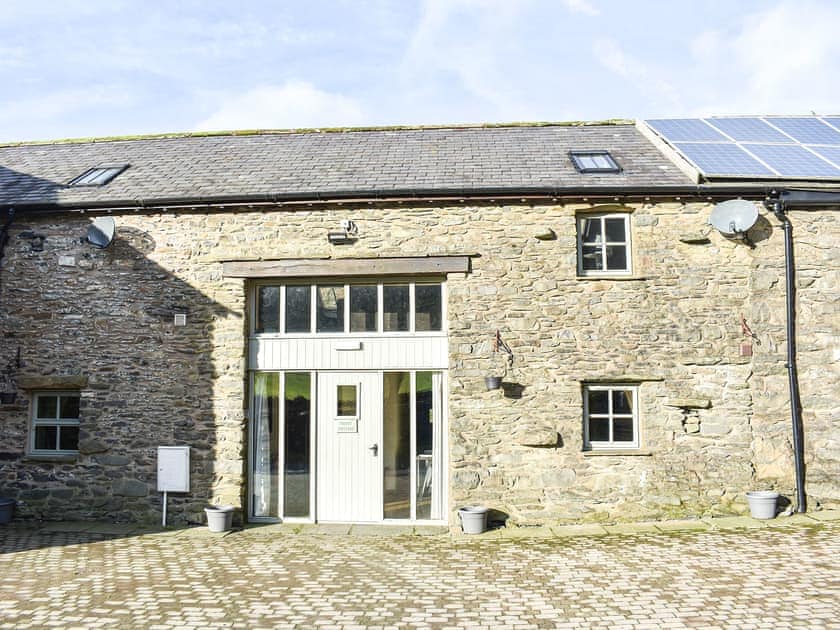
left=251, top=278, right=447, bottom=338
left=583, top=384, right=639, bottom=450
left=29, top=391, right=81, bottom=455
left=576, top=213, right=632, bottom=276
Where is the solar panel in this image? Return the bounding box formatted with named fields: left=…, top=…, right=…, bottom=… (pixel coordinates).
left=744, top=144, right=840, bottom=177
left=705, top=118, right=789, bottom=142
left=643, top=115, right=840, bottom=180
left=808, top=146, right=840, bottom=168
left=767, top=117, right=840, bottom=145
left=673, top=143, right=775, bottom=176
left=821, top=117, right=840, bottom=132
left=646, top=119, right=727, bottom=142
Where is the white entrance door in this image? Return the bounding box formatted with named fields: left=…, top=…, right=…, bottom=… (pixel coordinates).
left=316, top=372, right=382, bottom=522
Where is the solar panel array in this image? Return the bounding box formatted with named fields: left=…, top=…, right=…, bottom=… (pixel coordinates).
left=643, top=116, right=840, bottom=180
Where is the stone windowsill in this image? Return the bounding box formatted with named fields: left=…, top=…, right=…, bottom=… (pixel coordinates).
left=583, top=449, right=653, bottom=457
left=575, top=275, right=649, bottom=282
left=21, top=453, right=79, bottom=464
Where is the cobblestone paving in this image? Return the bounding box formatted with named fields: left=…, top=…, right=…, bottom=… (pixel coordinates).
left=1, top=519, right=838, bottom=629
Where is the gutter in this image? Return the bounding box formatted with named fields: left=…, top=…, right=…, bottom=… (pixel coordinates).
left=3, top=184, right=791, bottom=216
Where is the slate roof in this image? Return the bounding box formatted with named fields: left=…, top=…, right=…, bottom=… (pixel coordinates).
left=0, top=124, right=693, bottom=209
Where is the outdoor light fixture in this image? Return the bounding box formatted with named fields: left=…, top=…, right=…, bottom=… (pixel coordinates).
left=328, top=219, right=359, bottom=245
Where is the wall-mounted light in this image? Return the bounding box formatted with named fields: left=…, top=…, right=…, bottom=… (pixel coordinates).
left=328, top=220, right=359, bottom=245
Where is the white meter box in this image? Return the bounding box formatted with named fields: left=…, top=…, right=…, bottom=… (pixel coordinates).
left=157, top=446, right=190, bottom=492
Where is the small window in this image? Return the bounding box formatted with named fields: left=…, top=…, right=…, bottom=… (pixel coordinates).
left=570, top=151, right=621, bottom=173
left=336, top=385, right=358, bottom=417
left=583, top=384, right=639, bottom=450
left=577, top=213, right=632, bottom=275
left=31, top=392, right=81, bottom=454
left=68, top=165, right=128, bottom=187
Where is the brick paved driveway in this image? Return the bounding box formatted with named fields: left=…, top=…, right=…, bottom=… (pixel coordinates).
left=1, top=519, right=838, bottom=629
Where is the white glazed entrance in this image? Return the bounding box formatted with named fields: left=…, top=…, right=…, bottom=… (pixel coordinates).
left=248, top=278, right=449, bottom=524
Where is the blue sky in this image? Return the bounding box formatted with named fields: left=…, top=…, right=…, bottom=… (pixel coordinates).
left=0, top=0, right=838, bottom=142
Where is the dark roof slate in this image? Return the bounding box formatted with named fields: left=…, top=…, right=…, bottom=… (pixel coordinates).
left=0, top=124, right=692, bottom=208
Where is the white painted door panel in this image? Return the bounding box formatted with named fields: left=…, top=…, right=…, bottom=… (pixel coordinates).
left=316, top=372, right=382, bottom=522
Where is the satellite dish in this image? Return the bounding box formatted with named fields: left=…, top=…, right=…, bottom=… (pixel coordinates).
left=86, top=216, right=116, bottom=249
left=709, top=199, right=759, bottom=236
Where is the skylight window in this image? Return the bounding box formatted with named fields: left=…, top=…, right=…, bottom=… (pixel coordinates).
left=68, top=164, right=128, bottom=187
left=570, top=151, right=621, bottom=173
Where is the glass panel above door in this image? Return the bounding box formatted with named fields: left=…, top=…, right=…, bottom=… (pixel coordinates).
left=254, top=280, right=445, bottom=335
left=415, top=285, right=442, bottom=331
left=316, top=285, right=345, bottom=333
left=383, top=285, right=410, bottom=332
left=285, top=286, right=311, bottom=333
left=349, top=285, right=378, bottom=332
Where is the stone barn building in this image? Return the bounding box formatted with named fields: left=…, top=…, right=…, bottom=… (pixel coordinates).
left=0, top=118, right=837, bottom=527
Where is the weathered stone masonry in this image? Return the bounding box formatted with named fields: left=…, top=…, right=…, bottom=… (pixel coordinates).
left=0, top=200, right=836, bottom=523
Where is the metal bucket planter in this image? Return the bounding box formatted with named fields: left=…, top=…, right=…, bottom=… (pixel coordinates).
left=746, top=491, right=779, bottom=519
left=484, top=376, right=502, bottom=391
left=458, top=506, right=489, bottom=534
left=0, top=498, right=15, bottom=524
left=205, top=505, right=235, bottom=532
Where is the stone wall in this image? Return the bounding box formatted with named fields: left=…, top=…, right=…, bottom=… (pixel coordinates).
left=0, top=201, right=836, bottom=524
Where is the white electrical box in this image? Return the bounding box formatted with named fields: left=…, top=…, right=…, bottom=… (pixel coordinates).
left=157, top=446, right=190, bottom=492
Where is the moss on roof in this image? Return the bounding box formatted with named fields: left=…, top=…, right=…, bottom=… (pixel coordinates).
left=0, top=119, right=635, bottom=148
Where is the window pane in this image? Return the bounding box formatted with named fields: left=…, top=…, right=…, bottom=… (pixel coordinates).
left=383, top=372, right=411, bottom=519
left=612, top=390, right=633, bottom=414
left=415, top=372, right=434, bottom=520
left=613, top=418, right=635, bottom=442
left=604, top=218, right=626, bottom=242
left=337, top=385, right=357, bottom=416
left=589, top=418, right=610, bottom=442
left=36, top=396, right=57, bottom=419
left=605, top=245, right=627, bottom=270
left=35, top=425, right=57, bottom=450
left=592, top=155, right=612, bottom=169
left=59, top=396, right=80, bottom=419
left=253, top=373, right=280, bottom=517
left=257, top=286, right=280, bottom=333
left=588, top=390, right=609, bottom=414
left=581, top=218, right=602, bottom=243
left=316, top=285, right=345, bottom=333
left=415, top=285, right=442, bottom=331
left=284, top=286, right=311, bottom=333
left=59, top=426, right=79, bottom=451
left=383, top=285, right=409, bottom=332
left=581, top=245, right=603, bottom=270
left=349, top=285, right=378, bottom=332
left=284, top=373, right=311, bottom=518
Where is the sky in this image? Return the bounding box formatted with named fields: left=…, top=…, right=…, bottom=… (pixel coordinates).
left=0, top=0, right=838, bottom=142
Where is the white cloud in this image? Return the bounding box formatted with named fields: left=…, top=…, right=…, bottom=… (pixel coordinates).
left=689, top=1, right=840, bottom=114
left=0, top=86, right=132, bottom=121
left=400, top=0, right=535, bottom=121
left=194, top=82, right=366, bottom=131
left=593, top=38, right=684, bottom=112
left=561, top=0, right=599, bottom=16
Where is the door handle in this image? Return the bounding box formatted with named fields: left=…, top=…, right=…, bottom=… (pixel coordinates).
left=368, top=443, right=378, bottom=456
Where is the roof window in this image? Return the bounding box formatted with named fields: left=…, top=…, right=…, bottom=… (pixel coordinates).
left=570, top=151, right=621, bottom=173
left=68, top=164, right=128, bottom=187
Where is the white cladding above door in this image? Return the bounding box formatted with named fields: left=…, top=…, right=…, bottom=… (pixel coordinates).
left=250, top=336, right=449, bottom=371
